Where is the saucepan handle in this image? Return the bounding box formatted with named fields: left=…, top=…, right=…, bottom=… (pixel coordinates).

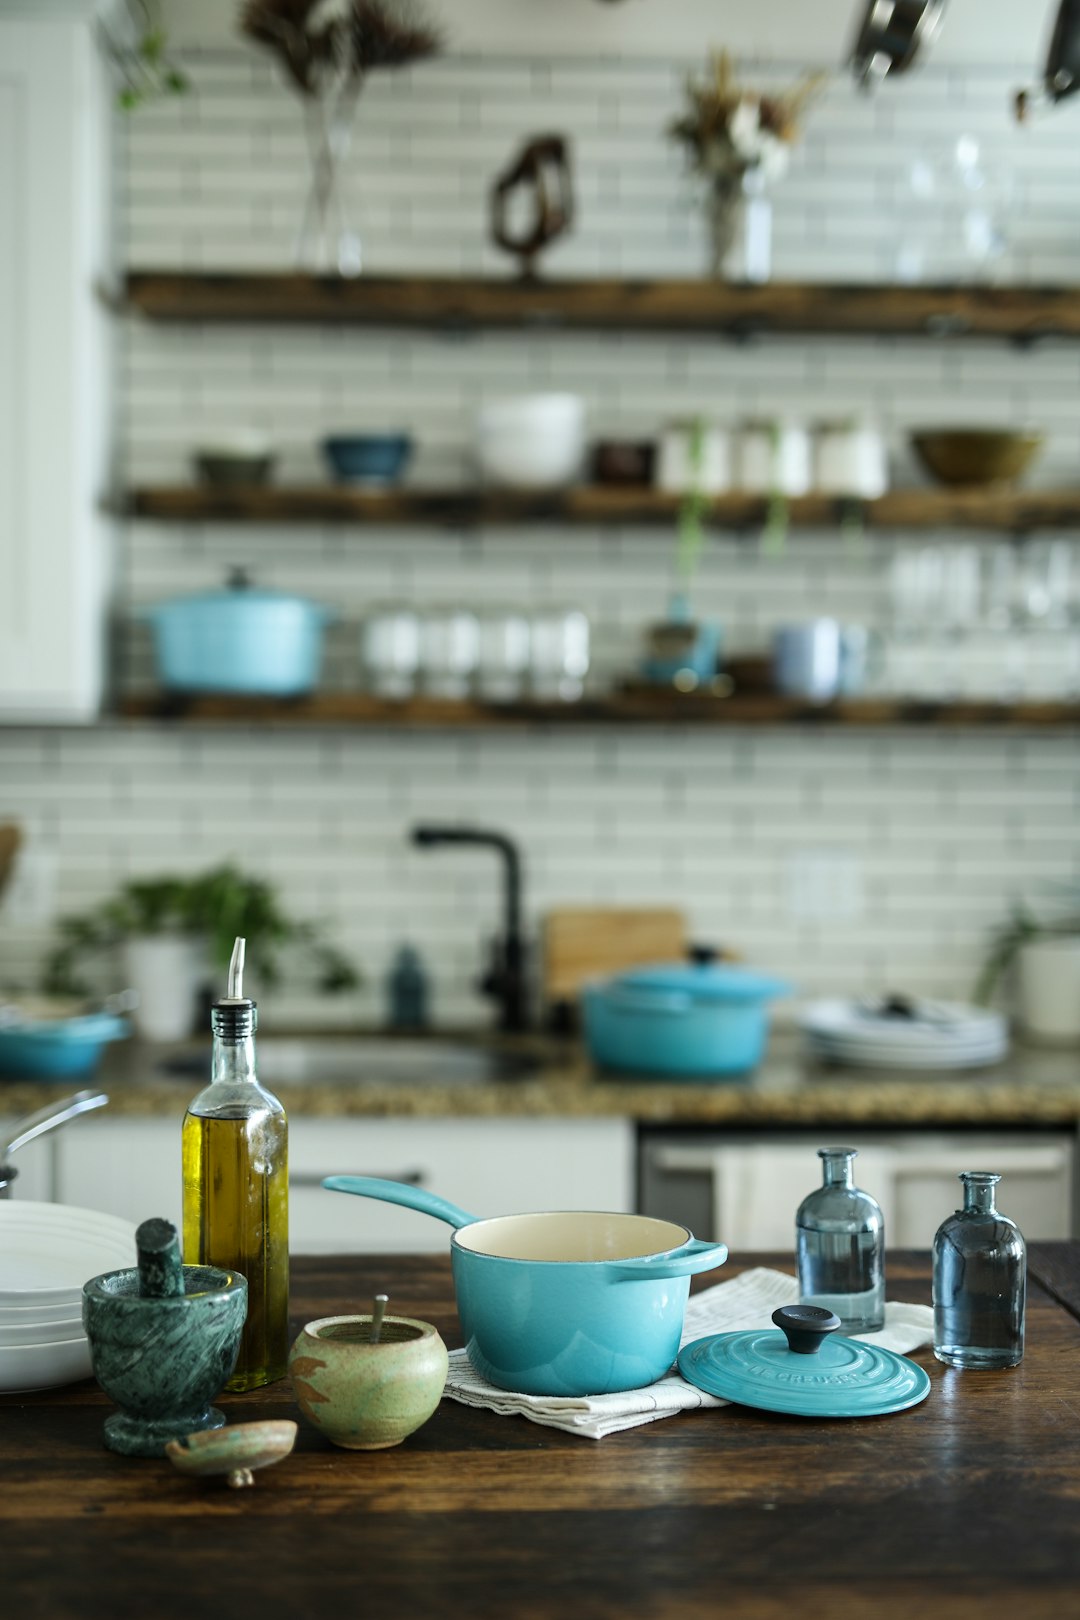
left=611, top=1239, right=728, bottom=1282
left=321, top=1175, right=477, bottom=1230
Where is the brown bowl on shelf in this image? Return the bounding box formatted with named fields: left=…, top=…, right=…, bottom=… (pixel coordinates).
left=909, top=429, right=1043, bottom=487
left=591, top=440, right=657, bottom=486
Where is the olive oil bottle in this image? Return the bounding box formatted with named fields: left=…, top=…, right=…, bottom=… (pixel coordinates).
left=182, top=937, right=288, bottom=1391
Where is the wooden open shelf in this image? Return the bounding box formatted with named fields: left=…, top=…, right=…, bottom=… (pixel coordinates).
left=128, top=483, right=1080, bottom=533
left=117, top=692, right=1080, bottom=728
left=123, top=272, right=1080, bottom=341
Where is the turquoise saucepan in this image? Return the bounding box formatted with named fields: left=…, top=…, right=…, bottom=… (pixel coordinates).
left=322, top=1176, right=728, bottom=1397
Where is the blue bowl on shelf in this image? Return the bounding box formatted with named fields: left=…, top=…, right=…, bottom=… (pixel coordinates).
left=321, top=434, right=413, bottom=486
left=0, top=1014, right=129, bottom=1078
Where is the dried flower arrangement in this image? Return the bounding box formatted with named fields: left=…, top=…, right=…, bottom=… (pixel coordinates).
left=670, top=50, right=826, bottom=188
left=670, top=51, right=825, bottom=278
left=240, top=0, right=441, bottom=271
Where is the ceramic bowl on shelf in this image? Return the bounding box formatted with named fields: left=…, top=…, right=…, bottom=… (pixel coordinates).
left=193, top=433, right=275, bottom=488
left=474, top=394, right=585, bottom=490
left=321, top=434, right=413, bottom=486
left=909, top=428, right=1043, bottom=487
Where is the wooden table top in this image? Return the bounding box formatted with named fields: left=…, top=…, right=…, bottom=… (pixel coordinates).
left=5, top=1246, right=1080, bottom=1620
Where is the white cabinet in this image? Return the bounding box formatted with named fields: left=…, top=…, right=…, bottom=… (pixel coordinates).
left=53, top=1114, right=635, bottom=1254
left=641, top=1129, right=1077, bottom=1249
left=0, top=11, right=113, bottom=720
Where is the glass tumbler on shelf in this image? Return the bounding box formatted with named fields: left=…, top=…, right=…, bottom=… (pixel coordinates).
left=476, top=611, right=531, bottom=703
left=933, top=1171, right=1026, bottom=1370
left=360, top=607, right=421, bottom=699
left=419, top=609, right=480, bottom=699
left=795, top=1146, right=885, bottom=1334
left=529, top=609, right=590, bottom=702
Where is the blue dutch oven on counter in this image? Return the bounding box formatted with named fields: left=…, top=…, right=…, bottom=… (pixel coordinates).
left=0, top=1013, right=129, bottom=1078
left=322, top=1176, right=727, bottom=1397
left=582, top=960, right=792, bottom=1079
left=145, top=569, right=332, bottom=697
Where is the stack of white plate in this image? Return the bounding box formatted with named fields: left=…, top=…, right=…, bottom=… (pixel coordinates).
left=800, top=998, right=1009, bottom=1071
left=0, top=1202, right=136, bottom=1392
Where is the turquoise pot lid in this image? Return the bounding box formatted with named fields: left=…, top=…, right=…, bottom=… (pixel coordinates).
left=678, top=1305, right=931, bottom=1418
left=612, top=962, right=792, bottom=1004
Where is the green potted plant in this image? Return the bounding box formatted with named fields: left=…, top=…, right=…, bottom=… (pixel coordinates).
left=44, top=865, right=359, bottom=1042
left=975, top=883, right=1080, bottom=1046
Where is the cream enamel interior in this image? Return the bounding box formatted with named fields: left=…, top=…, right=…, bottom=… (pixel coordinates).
left=452, top=1211, right=691, bottom=1262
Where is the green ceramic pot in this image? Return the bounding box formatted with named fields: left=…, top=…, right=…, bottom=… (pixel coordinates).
left=289, top=1314, right=448, bottom=1450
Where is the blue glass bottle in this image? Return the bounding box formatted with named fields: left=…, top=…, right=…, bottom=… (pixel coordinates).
left=933, top=1171, right=1025, bottom=1370
left=796, top=1147, right=885, bottom=1333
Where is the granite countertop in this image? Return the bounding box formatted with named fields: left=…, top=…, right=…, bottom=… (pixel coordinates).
left=2, top=1028, right=1080, bottom=1128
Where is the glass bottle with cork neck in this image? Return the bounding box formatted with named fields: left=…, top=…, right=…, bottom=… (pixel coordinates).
left=795, top=1146, right=885, bottom=1334
left=181, top=937, right=289, bottom=1391
left=933, top=1171, right=1025, bottom=1370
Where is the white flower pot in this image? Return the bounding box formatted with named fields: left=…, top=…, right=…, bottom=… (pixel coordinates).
left=1017, top=936, right=1080, bottom=1046
left=122, top=935, right=208, bottom=1043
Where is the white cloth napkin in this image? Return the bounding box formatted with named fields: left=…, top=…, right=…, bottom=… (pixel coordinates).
left=442, top=1267, right=934, bottom=1440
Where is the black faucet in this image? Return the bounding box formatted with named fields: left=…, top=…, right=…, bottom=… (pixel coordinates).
left=409, top=825, right=528, bottom=1032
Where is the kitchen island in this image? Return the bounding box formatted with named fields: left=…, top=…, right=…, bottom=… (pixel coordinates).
left=3, top=1246, right=1079, bottom=1619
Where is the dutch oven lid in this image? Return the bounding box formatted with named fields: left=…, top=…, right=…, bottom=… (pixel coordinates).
left=150, top=569, right=328, bottom=615
left=612, top=959, right=792, bottom=1004
left=678, top=1305, right=931, bottom=1418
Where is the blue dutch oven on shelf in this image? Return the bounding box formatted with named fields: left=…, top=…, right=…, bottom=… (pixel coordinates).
left=145, top=569, right=332, bottom=697
left=0, top=1013, right=129, bottom=1079
left=582, top=958, right=792, bottom=1079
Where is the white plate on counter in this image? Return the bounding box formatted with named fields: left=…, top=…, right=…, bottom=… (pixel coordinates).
left=0, top=1334, right=93, bottom=1393
left=0, top=1202, right=136, bottom=1305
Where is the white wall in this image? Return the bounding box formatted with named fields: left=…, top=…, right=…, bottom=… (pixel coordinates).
left=0, top=37, right=1078, bottom=1027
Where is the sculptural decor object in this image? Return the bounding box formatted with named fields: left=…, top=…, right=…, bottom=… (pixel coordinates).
left=490, top=134, right=574, bottom=278
left=82, top=1217, right=248, bottom=1457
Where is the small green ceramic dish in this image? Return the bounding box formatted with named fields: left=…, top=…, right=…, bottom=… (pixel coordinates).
left=290, top=1313, right=448, bottom=1450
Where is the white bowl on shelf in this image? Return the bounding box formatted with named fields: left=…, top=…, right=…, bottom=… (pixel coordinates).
left=474, top=393, right=585, bottom=489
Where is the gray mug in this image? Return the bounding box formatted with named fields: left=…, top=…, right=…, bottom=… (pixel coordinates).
left=773, top=620, right=876, bottom=702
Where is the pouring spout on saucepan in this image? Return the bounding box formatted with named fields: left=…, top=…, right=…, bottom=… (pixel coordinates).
left=612, top=1239, right=728, bottom=1281
left=322, top=1175, right=477, bottom=1230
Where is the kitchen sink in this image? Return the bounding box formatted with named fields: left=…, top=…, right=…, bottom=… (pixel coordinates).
left=158, top=1036, right=545, bottom=1087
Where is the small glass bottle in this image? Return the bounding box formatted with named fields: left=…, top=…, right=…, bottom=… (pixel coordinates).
left=933, top=1171, right=1025, bottom=1370
left=796, top=1147, right=885, bottom=1333
left=181, top=938, right=289, bottom=1391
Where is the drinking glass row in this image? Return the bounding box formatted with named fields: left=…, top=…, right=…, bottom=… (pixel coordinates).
left=884, top=539, right=1080, bottom=700
left=362, top=607, right=590, bottom=702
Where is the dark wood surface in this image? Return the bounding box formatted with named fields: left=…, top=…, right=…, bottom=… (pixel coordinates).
left=124, top=272, right=1080, bottom=339
left=4, top=1248, right=1080, bottom=1619
left=116, top=690, right=1080, bottom=730
left=128, top=482, right=1080, bottom=532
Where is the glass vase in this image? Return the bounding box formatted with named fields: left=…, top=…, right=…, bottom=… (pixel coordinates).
left=795, top=1147, right=886, bottom=1333
left=705, top=167, right=772, bottom=284
left=933, top=1171, right=1026, bottom=1369
left=296, top=95, right=362, bottom=276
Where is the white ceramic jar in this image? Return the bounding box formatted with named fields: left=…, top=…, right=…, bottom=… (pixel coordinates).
left=474, top=394, right=585, bottom=490
left=655, top=421, right=731, bottom=495
left=736, top=420, right=812, bottom=496
left=813, top=420, right=888, bottom=499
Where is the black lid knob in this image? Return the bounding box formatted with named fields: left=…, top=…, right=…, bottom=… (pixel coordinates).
left=772, top=1304, right=841, bottom=1355
left=688, top=943, right=718, bottom=965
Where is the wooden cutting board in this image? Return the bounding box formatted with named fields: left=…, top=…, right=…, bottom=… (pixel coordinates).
left=542, top=906, right=687, bottom=1004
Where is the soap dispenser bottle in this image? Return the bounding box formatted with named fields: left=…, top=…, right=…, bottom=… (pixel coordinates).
left=181, top=937, right=289, bottom=1391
